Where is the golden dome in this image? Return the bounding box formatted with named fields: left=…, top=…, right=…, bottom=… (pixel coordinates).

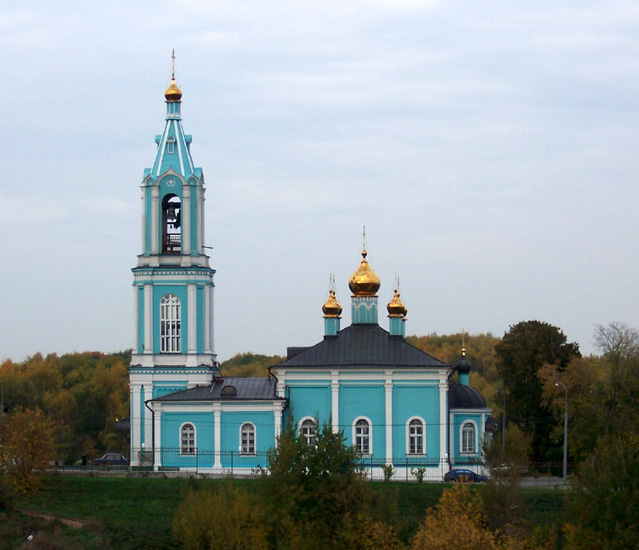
left=322, top=289, right=342, bottom=317
left=348, top=249, right=381, bottom=297
left=387, top=288, right=407, bottom=317
left=165, top=77, right=182, bottom=102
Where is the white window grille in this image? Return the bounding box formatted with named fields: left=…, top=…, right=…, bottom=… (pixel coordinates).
left=462, top=422, right=476, bottom=454
left=354, top=418, right=371, bottom=456
left=160, top=294, right=181, bottom=353
left=408, top=418, right=425, bottom=455
left=241, top=423, right=256, bottom=455
left=300, top=418, right=317, bottom=446
left=181, top=423, right=195, bottom=455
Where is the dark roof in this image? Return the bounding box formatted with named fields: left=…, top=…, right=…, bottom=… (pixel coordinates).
left=449, top=383, right=487, bottom=409
left=154, top=377, right=282, bottom=402
left=276, top=324, right=449, bottom=369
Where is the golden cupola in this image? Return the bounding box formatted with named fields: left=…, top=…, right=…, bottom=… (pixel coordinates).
left=348, top=249, right=381, bottom=297
left=387, top=288, right=408, bottom=317
left=165, top=77, right=182, bottom=102
left=322, top=289, right=343, bottom=318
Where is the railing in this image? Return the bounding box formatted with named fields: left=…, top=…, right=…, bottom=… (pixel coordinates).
left=162, top=234, right=181, bottom=254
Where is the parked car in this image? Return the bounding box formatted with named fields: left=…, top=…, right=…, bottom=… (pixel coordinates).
left=443, top=468, right=489, bottom=483
left=94, top=453, right=129, bottom=466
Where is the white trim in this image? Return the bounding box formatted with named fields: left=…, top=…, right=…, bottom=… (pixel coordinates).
left=460, top=420, right=479, bottom=455
left=182, top=185, right=191, bottom=256
left=406, top=416, right=426, bottom=456
left=187, top=284, right=197, bottom=357
left=385, top=374, right=393, bottom=463
left=352, top=416, right=372, bottom=457
left=331, top=370, right=339, bottom=433
left=213, top=405, right=221, bottom=468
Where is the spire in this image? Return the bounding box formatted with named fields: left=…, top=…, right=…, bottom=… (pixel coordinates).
left=322, top=274, right=342, bottom=337
left=456, top=331, right=471, bottom=386
left=164, top=49, right=183, bottom=103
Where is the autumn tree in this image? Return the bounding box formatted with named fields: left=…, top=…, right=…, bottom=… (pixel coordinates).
left=496, top=321, right=580, bottom=463
left=0, top=407, right=57, bottom=493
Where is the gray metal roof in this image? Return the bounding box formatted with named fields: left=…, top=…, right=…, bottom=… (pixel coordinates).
left=154, top=377, right=282, bottom=402
left=276, top=324, right=450, bottom=369
left=448, top=383, right=487, bottom=409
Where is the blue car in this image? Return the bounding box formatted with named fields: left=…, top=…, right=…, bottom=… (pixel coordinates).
left=444, top=468, right=489, bottom=483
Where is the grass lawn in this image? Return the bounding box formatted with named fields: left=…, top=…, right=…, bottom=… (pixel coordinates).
left=4, top=476, right=566, bottom=549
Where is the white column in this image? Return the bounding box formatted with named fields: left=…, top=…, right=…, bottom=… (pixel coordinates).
left=187, top=284, right=197, bottom=360
left=385, top=373, right=393, bottom=464
left=140, top=188, right=146, bottom=253
left=151, top=187, right=159, bottom=254
left=182, top=185, right=191, bottom=255
left=144, top=284, right=153, bottom=354
left=204, top=285, right=212, bottom=354
left=133, top=286, right=139, bottom=352
left=154, top=404, right=162, bottom=470
left=439, top=378, right=448, bottom=473
left=200, top=188, right=205, bottom=254
left=274, top=404, right=282, bottom=440
left=214, top=405, right=222, bottom=470
left=130, top=385, right=141, bottom=463
left=331, top=371, right=339, bottom=433
left=210, top=283, right=215, bottom=354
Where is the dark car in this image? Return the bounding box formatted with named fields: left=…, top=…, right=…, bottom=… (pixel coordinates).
left=443, top=468, right=489, bottom=483
left=94, top=453, right=129, bottom=466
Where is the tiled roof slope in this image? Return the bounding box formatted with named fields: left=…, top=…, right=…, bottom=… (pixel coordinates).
left=276, top=324, right=449, bottom=369
left=154, top=377, right=281, bottom=402
left=448, top=383, right=487, bottom=409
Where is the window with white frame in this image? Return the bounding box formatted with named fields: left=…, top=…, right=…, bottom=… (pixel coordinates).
left=241, top=423, right=256, bottom=455
left=299, top=418, right=317, bottom=446
left=354, top=418, right=371, bottom=456
left=160, top=294, right=181, bottom=353
left=166, top=135, right=176, bottom=154
left=407, top=418, right=425, bottom=455
left=461, top=422, right=476, bottom=454
left=181, top=423, right=195, bottom=455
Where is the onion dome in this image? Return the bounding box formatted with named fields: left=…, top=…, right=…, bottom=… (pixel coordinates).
left=348, top=249, right=381, bottom=296
left=456, top=347, right=471, bottom=374
left=322, top=289, right=343, bottom=318
left=387, top=288, right=407, bottom=317
left=165, top=77, right=182, bottom=102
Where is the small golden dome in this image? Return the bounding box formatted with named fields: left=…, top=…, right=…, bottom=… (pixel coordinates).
left=387, top=288, right=407, bottom=317
left=322, top=289, right=342, bottom=317
left=165, top=77, right=182, bottom=102
left=348, top=249, right=381, bottom=297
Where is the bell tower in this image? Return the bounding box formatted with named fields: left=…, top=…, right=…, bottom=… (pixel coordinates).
left=129, top=55, right=218, bottom=462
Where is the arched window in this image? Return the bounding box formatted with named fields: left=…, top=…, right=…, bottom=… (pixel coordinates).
left=353, top=418, right=371, bottom=456
left=160, top=294, right=181, bottom=353
left=461, top=422, right=476, bottom=454
left=241, top=423, right=256, bottom=455
left=181, top=423, right=195, bottom=455
left=162, top=194, right=181, bottom=254
left=299, top=418, right=317, bottom=446
left=407, top=418, right=425, bottom=455
left=166, top=135, right=176, bottom=154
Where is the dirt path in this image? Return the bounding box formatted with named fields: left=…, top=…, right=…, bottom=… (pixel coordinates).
left=15, top=508, right=87, bottom=528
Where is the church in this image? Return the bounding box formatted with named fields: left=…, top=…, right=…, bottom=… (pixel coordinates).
left=128, top=68, right=492, bottom=480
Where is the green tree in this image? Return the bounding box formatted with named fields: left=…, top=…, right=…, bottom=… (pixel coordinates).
left=565, top=434, right=639, bottom=549
left=0, top=407, right=57, bottom=493
left=261, top=420, right=399, bottom=550
left=496, top=321, right=580, bottom=463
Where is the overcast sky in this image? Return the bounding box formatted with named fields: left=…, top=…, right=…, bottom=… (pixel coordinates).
left=3, top=1, right=638, bottom=362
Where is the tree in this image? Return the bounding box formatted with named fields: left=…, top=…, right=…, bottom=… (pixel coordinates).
left=173, top=480, right=269, bottom=550
left=0, top=407, right=57, bottom=493
left=260, top=420, right=400, bottom=550
left=495, top=321, right=580, bottom=463
left=564, top=434, right=639, bottom=549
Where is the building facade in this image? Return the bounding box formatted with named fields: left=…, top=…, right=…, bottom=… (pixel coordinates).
left=129, top=74, right=492, bottom=478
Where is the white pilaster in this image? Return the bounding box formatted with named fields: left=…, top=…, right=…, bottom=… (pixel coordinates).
left=214, top=405, right=222, bottom=469
left=130, top=386, right=141, bottom=462
left=144, top=284, right=153, bottom=353
left=439, top=378, right=448, bottom=463
left=154, top=405, right=162, bottom=469
left=274, top=404, right=282, bottom=440
left=385, top=372, right=393, bottom=464
left=182, top=185, right=191, bottom=255
left=204, top=285, right=212, bottom=354
left=151, top=187, right=159, bottom=254
left=331, top=370, right=339, bottom=433
left=187, top=284, right=197, bottom=362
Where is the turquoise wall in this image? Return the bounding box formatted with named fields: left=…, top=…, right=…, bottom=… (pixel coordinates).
left=340, top=384, right=385, bottom=457
left=451, top=412, right=482, bottom=463
left=392, top=385, right=439, bottom=460
left=287, top=384, right=331, bottom=424
left=220, top=411, right=274, bottom=468
left=152, top=285, right=188, bottom=354
left=161, top=411, right=215, bottom=468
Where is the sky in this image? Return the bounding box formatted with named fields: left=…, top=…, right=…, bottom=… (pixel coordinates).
left=3, top=1, right=639, bottom=362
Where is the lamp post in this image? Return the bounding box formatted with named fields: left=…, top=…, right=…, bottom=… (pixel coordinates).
left=555, top=381, right=568, bottom=485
